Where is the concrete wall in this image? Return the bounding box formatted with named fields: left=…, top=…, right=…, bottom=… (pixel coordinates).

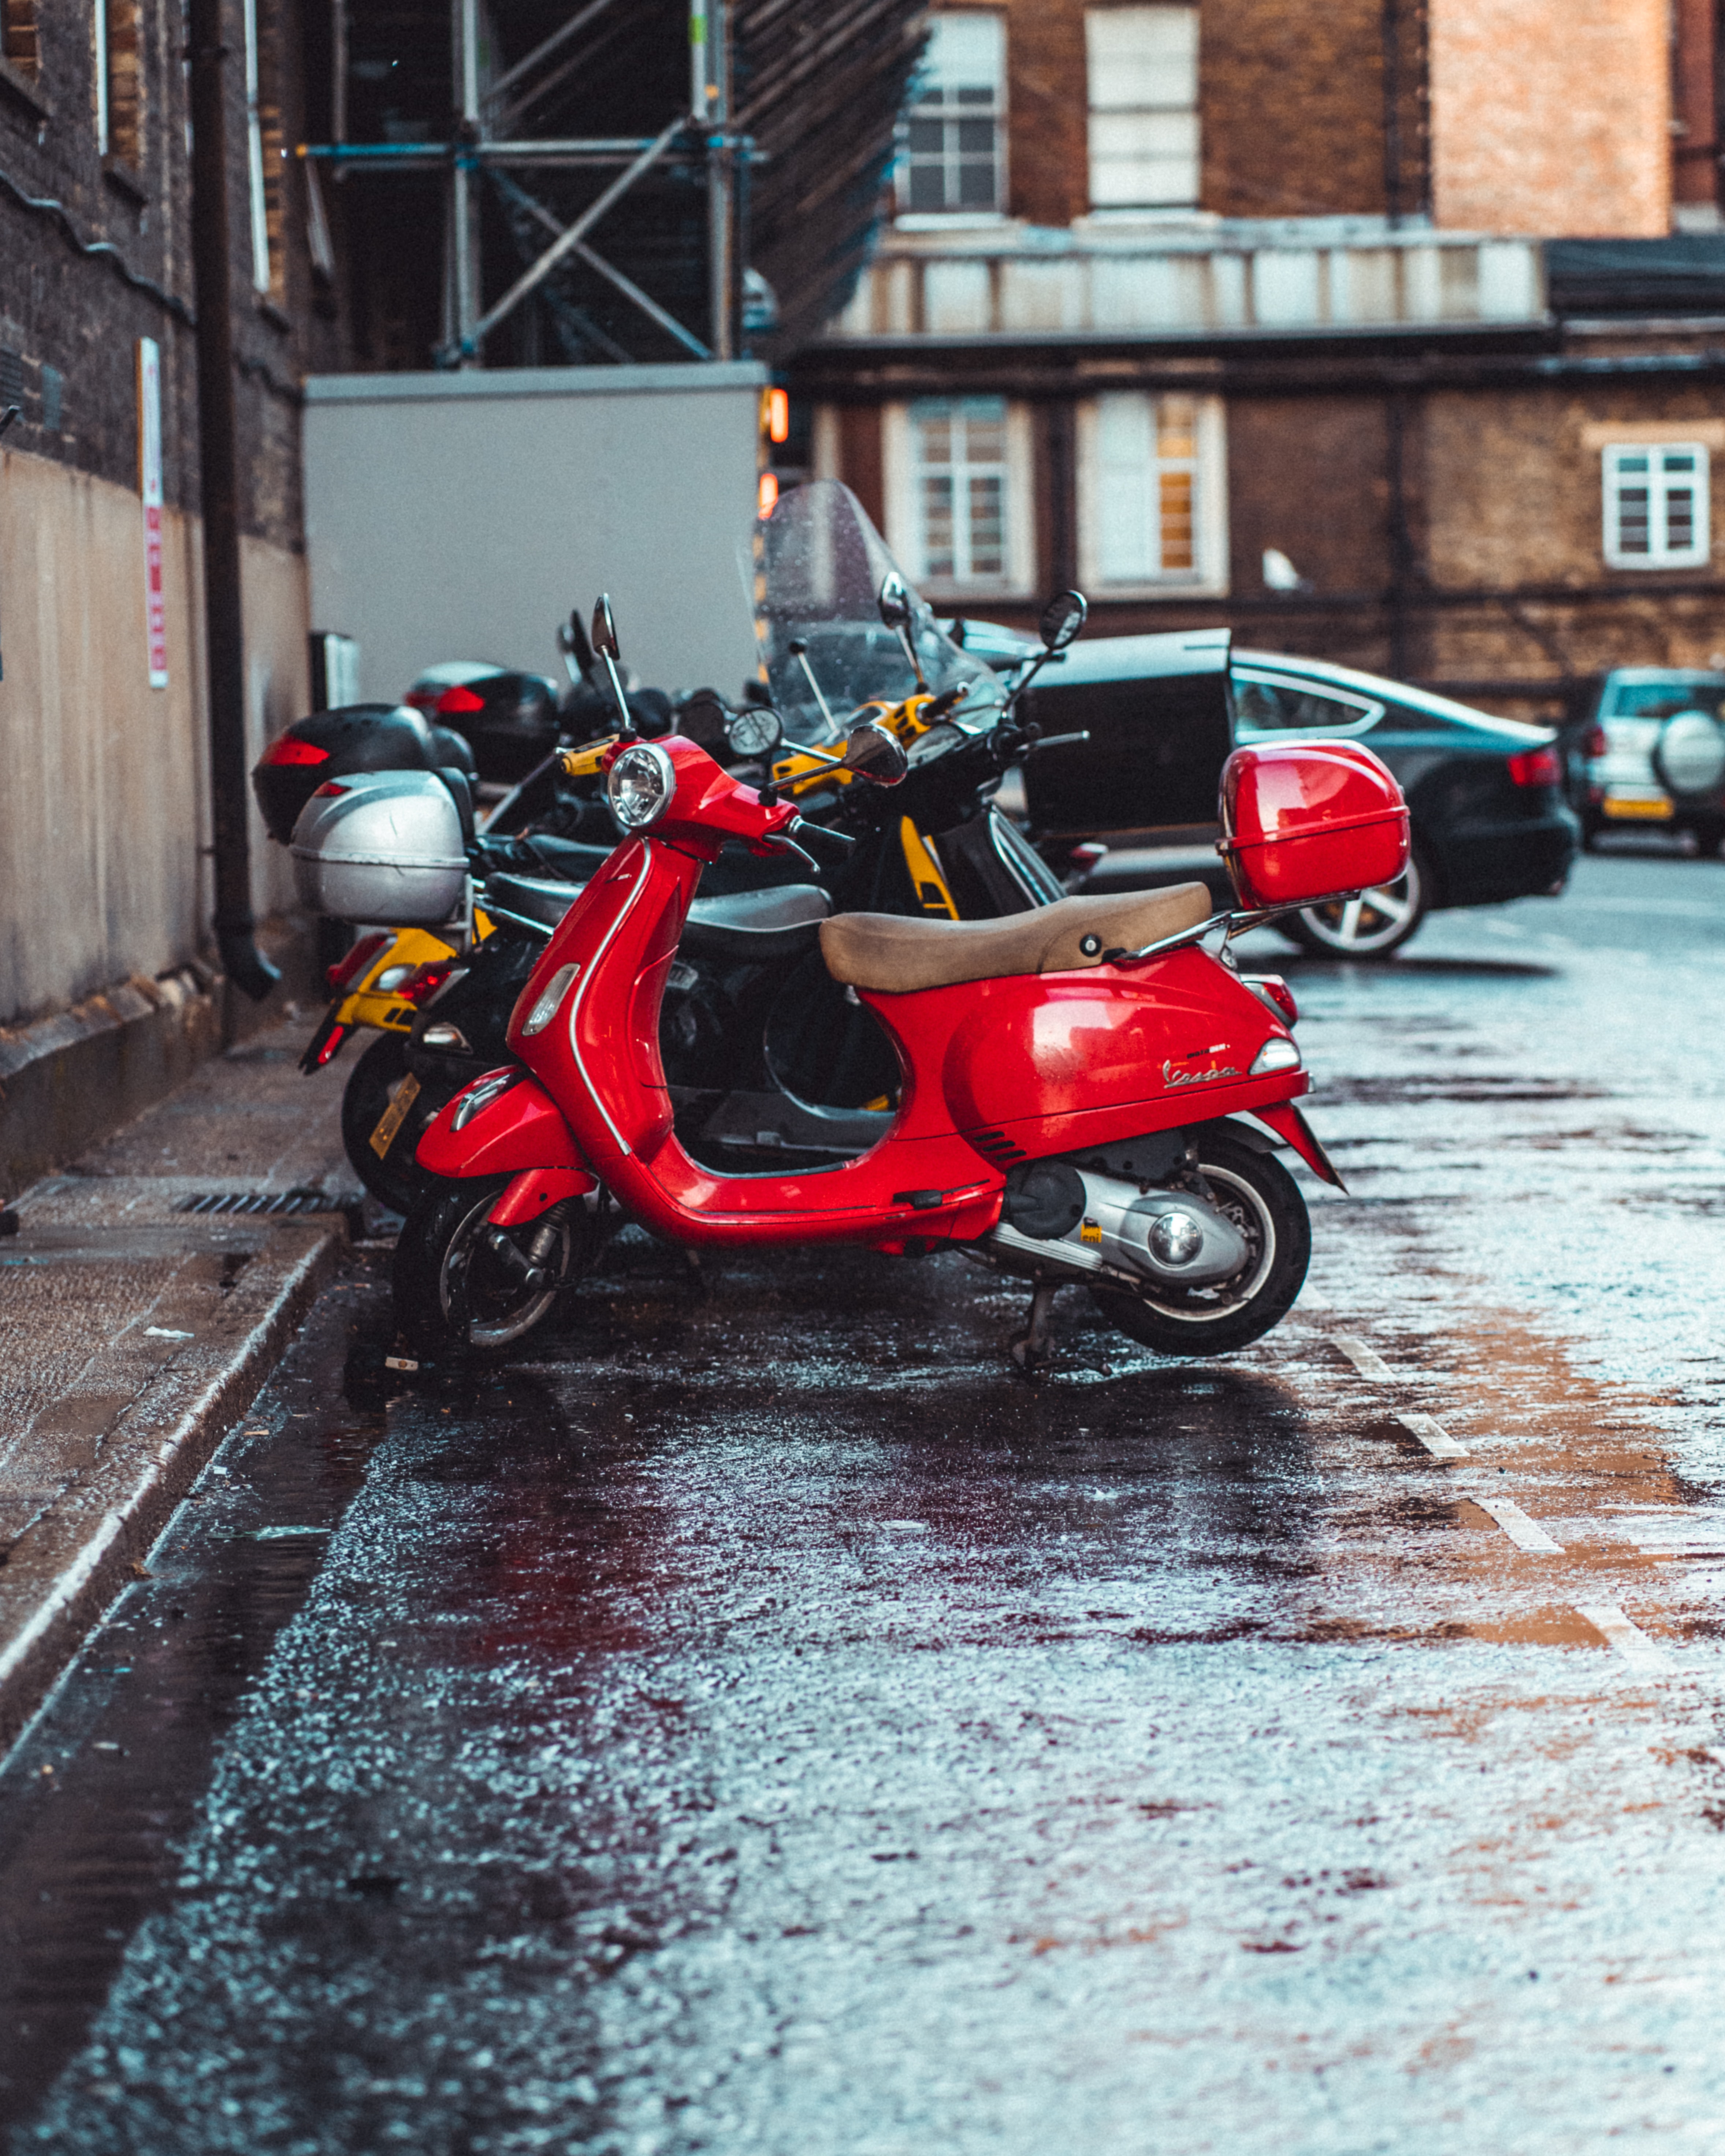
left=302, top=363, right=767, bottom=706
left=0, top=444, right=308, bottom=1028
left=1430, top=0, right=1670, bottom=235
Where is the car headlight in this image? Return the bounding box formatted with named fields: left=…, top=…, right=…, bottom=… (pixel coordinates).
left=607, top=742, right=676, bottom=830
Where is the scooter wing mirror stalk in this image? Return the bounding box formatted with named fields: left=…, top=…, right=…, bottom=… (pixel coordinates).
left=841, top=718, right=909, bottom=786
left=1038, top=589, right=1088, bottom=652
left=590, top=592, right=637, bottom=742
left=877, top=572, right=928, bottom=693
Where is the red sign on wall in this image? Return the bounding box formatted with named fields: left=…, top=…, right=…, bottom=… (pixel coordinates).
left=138, top=338, right=168, bottom=689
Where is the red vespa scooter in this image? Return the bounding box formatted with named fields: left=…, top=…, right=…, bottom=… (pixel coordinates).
left=396, top=590, right=1409, bottom=1371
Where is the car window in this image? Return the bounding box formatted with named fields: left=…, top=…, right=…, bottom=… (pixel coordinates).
left=1233, top=671, right=1382, bottom=737
left=1606, top=682, right=1725, bottom=722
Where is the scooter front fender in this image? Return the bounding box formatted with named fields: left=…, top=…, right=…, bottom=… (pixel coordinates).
left=416, top=1069, right=595, bottom=1184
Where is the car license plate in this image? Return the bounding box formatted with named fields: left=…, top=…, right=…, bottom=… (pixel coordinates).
left=1602, top=794, right=1673, bottom=821
left=370, top=1072, right=421, bottom=1157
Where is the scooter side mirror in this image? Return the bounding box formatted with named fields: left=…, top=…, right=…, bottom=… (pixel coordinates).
left=1038, top=589, right=1088, bottom=652
left=591, top=593, right=621, bottom=662
left=877, top=573, right=913, bottom=632
left=841, top=718, right=908, bottom=786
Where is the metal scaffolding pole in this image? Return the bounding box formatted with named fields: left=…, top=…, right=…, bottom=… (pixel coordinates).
left=705, top=0, right=733, bottom=362
left=451, top=0, right=482, bottom=368
left=304, top=0, right=747, bottom=369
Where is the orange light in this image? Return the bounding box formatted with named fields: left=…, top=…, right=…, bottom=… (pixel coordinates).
left=758, top=470, right=780, bottom=517
left=764, top=387, right=790, bottom=444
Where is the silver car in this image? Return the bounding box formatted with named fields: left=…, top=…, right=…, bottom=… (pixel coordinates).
left=1581, top=668, right=1725, bottom=853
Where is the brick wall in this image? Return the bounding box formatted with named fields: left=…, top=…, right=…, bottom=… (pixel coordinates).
left=0, top=0, right=347, bottom=546
left=1200, top=0, right=1427, bottom=221
left=951, top=0, right=1430, bottom=230
left=1429, top=0, right=1669, bottom=235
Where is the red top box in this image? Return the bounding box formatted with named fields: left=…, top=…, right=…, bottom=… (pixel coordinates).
left=1219, top=741, right=1410, bottom=911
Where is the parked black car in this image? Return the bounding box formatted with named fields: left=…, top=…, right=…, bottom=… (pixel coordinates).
left=1011, top=637, right=1580, bottom=958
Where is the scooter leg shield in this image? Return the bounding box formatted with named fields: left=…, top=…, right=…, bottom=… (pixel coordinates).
left=415, top=1070, right=595, bottom=1183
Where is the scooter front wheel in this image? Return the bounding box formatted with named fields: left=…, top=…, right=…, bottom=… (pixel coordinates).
left=1088, top=1132, right=1310, bottom=1358
left=393, top=1177, right=596, bottom=1360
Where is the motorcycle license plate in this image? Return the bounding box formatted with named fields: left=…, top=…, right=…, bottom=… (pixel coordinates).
left=370, top=1072, right=421, bottom=1158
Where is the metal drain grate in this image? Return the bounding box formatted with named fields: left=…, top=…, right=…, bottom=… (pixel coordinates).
left=174, top=1188, right=357, bottom=1217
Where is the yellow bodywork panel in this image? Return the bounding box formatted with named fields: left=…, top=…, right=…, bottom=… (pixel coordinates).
left=335, top=925, right=460, bottom=1035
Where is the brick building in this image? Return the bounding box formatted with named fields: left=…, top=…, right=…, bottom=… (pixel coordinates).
left=782, top=0, right=1725, bottom=716
left=0, top=0, right=346, bottom=1043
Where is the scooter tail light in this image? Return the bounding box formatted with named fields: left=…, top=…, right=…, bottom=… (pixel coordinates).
left=325, top=931, right=389, bottom=994
left=312, top=780, right=351, bottom=798
left=1250, top=1036, right=1302, bottom=1076
left=1507, top=746, right=1562, bottom=788
left=260, top=736, right=330, bottom=767
left=1243, top=974, right=1298, bottom=1026
left=436, top=685, right=487, bottom=715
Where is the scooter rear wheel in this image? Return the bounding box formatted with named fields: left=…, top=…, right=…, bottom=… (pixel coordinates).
left=1088, top=1132, right=1310, bottom=1358
left=393, top=1176, right=596, bottom=1360
left=341, top=1033, right=437, bottom=1217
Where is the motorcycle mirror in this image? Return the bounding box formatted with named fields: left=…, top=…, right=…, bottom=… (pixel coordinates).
left=877, top=573, right=913, bottom=632
left=724, top=704, right=784, bottom=758
left=840, top=718, right=909, bottom=786
left=1038, top=589, right=1088, bottom=652
left=589, top=593, right=636, bottom=741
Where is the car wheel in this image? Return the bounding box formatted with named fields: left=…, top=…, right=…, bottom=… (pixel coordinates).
left=1687, top=814, right=1725, bottom=857
left=1278, top=842, right=1429, bottom=960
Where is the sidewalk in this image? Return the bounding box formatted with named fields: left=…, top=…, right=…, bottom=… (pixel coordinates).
left=0, top=1021, right=360, bottom=1751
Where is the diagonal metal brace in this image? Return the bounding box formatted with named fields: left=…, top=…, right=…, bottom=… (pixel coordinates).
left=489, top=168, right=710, bottom=359
left=441, top=115, right=686, bottom=365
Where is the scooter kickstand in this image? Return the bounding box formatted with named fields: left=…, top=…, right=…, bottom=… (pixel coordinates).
left=1009, top=1280, right=1061, bottom=1378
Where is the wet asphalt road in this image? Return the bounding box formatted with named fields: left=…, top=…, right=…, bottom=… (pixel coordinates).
left=4, top=845, right=1725, bottom=2155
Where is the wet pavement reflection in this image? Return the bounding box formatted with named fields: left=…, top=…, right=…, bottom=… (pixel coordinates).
left=4, top=851, right=1725, bottom=2153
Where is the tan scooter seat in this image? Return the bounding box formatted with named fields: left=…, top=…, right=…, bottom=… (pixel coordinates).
left=819, top=883, right=1213, bottom=994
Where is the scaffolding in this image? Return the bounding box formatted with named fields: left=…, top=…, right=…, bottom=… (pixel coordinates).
left=302, top=0, right=746, bottom=368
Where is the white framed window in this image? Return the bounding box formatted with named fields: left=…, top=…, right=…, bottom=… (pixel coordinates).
left=1077, top=391, right=1228, bottom=595
left=884, top=396, right=1034, bottom=595
left=899, top=12, right=1006, bottom=218
left=1602, top=442, right=1710, bottom=569
left=1086, top=5, right=1200, bottom=213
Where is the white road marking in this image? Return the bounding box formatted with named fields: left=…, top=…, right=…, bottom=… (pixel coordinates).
left=1393, top=1410, right=1470, bottom=1461
left=1577, top=1603, right=1672, bottom=1673
left=1334, top=1334, right=1397, bottom=1381
left=1471, top=1496, right=1564, bottom=1553
left=1298, top=1287, right=1331, bottom=1311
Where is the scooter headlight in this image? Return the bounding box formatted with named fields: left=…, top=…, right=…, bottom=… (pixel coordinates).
left=607, top=742, right=676, bottom=830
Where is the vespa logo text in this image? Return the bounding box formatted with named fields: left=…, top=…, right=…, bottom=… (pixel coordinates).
left=1163, top=1059, right=1239, bottom=1089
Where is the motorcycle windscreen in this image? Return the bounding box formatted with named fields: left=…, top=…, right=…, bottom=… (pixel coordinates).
left=747, top=479, right=1004, bottom=746
left=1019, top=629, right=1234, bottom=841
